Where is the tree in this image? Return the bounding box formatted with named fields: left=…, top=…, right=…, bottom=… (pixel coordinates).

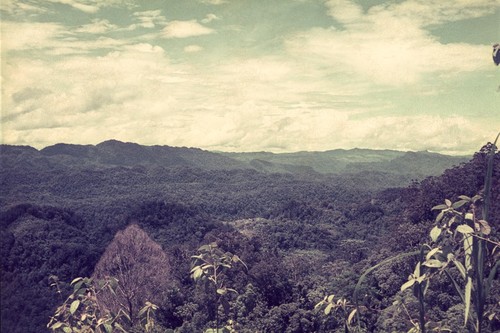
left=190, top=242, right=247, bottom=332
left=92, top=224, right=172, bottom=327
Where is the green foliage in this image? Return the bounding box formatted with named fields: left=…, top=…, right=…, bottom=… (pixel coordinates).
left=48, top=276, right=128, bottom=333
left=191, top=242, right=247, bottom=331
left=315, top=294, right=358, bottom=332
left=400, top=136, right=499, bottom=333
left=47, top=276, right=159, bottom=333
left=2, top=140, right=498, bottom=332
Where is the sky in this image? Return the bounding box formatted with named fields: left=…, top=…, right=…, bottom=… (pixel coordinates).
left=1, top=0, right=499, bottom=155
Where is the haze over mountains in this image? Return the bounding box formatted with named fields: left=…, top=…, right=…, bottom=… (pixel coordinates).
left=1, top=139, right=469, bottom=181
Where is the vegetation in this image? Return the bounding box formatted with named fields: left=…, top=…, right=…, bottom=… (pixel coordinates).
left=0, top=141, right=498, bottom=332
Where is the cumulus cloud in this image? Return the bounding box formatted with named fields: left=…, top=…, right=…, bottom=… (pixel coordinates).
left=287, top=0, right=494, bottom=86
left=132, top=10, right=167, bottom=29
left=201, top=13, right=220, bottom=24
left=0, top=0, right=49, bottom=16
left=162, top=20, right=214, bottom=38
left=1, top=21, right=71, bottom=59
left=2, top=0, right=498, bottom=154
left=75, top=19, right=119, bottom=34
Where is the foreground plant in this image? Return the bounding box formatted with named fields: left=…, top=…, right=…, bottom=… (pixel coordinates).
left=48, top=276, right=158, bottom=333
left=315, top=294, right=359, bottom=333
left=191, top=242, right=247, bottom=333
left=401, top=135, right=499, bottom=333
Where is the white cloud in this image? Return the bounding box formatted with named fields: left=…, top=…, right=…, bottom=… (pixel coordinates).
left=162, top=20, right=215, bottom=38
left=201, top=13, right=220, bottom=24
left=0, top=0, right=48, bottom=16
left=184, top=45, right=204, bottom=53
left=286, top=0, right=493, bottom=86
left=373, top=0, right=498, bottom=27
left=199, top=0, right=227, bottom=5
left=0, top=21, right=67, bottom=51
left=325, top=0, right=363, bottom=24
left=75, top=19, right=119, bottom=34
left=2, top=0, right=498, bottom=154
left=132, top=10, right=167, bottom=28
left=47, top=0, right=99, bottom=13
left=43, top=0, right=137, bottom=13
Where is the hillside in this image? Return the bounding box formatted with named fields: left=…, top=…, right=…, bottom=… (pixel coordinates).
left=221, top=148, right=468, bottom=177
left=1, top=140, right=469, bottom=182
left=0, top=141, right=497, bottom=333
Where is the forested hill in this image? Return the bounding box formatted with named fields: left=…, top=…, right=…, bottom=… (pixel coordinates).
left=1, top=141, right=497, bottom=333
left=1, top=139, right=468, bottom=181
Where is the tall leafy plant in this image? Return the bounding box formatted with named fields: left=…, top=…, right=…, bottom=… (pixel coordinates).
left=191, top=242, right=247, bottom=333
left=401, top=134, right=499, bottom=332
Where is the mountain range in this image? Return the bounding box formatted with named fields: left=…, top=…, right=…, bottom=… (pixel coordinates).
left=1, top=139, right=469, bottom=180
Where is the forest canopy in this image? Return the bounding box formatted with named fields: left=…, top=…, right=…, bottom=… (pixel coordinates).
left=0, top=141, right=498, bottom=332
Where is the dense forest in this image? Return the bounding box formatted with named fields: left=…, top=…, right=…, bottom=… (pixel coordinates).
left=0, top=140, right=498, bottom=333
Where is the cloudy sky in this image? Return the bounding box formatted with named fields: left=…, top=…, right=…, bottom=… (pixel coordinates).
left=1, top=0, right=499, bottom=154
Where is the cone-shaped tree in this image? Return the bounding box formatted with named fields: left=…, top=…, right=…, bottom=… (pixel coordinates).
left=92, top=224, right=171, bottom=326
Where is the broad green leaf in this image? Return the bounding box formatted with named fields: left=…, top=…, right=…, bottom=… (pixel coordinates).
left=463, top=234, right=473, bottom=271
left=314, top=301, right=324, bottom=310
left=69, top=300, right=80, bottom=315
left=324, top=303, right=334, bottom=315
left=452, top=200, right=468, bottom=209
left=432, top=204, right=448, bottom=211
left=426, top=247, right=441, bottom=260
left=452, top=259, right=467, bottom=279
left=423, top=259, right=444, bottom=268
left=327, top=294, right=334, bottom=303
left=401, top=279, right=415, bottom=291
left=62, top=327, right=72, bottom=333
left=471, top=194, right=482, bottom=203
left=50, top=322, right=64, bottom=329
left=464, top=277, right=472, bottom=325
left=70, top=277, right=83, bottom=285
left=201, top=263, right=214, bottom=270
left=103, top=323, right=113, bottom=333
left=430, top=226, right=441, bottom=242
left=115, top=322, right=127, bottom=332
left=464, top=213, right=473, bottom=221
left=413, top=262, right=421, bottom=277
left=445, top=199, right=452, bottom=207
left=436, top=210, right=445, bottom=223
left=458, top=195, right=471, bottom=201
left=73, top=281, right=83, bottom=292
left=456, top=224, right=474, bottom=234
left=347, top=308, right=357, bottom=325
left=217, top=288, right=227, bottom=295
left=416, top=273, right=427, bottom=283
left=191, top=267, right=204, bottom=280
left=138, top=305, right=148, bottom=317
left=477, top=220, right=491, bottom=235
left=198, top=245, right=211, bottom=252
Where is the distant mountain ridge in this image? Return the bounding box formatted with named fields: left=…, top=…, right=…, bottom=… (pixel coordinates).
left=1, top=140, right=470, bottom=179
left=221, top=148, right=469, bottom=177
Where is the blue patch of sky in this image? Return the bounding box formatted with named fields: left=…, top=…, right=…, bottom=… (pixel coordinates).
left=429, top=12, right=499, bottom=45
